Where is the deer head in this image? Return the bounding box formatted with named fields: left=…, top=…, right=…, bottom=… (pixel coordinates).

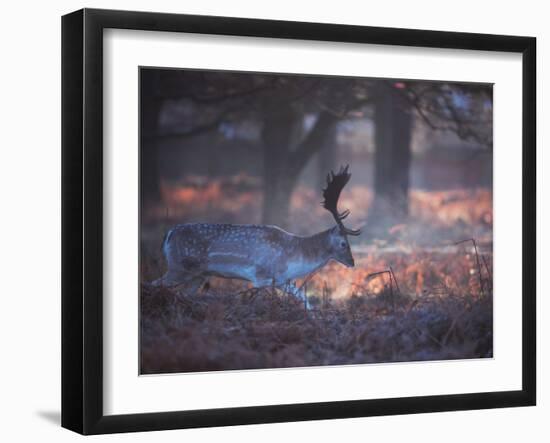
left=322, top=165, right=361, bottom=268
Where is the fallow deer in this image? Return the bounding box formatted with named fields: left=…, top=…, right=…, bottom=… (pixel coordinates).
left=153, top=165, right=361, bottom=307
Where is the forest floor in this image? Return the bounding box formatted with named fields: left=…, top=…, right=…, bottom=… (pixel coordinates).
left=140, top=275, right=492, bottom=374
left=140, top=185, right=493, bottom=374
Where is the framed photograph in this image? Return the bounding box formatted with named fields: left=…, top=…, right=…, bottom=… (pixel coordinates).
left=62, top=8, right=536, bottom=435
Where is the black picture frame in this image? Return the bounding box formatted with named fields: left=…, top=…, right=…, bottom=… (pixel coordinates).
left=62, top=8, right=536, bottom=435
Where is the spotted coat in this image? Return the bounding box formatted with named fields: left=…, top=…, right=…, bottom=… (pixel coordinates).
left=155, top=222, right=355, bottom=292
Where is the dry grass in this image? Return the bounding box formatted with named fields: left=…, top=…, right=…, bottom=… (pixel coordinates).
left=140, top=282, right=492, bottom=374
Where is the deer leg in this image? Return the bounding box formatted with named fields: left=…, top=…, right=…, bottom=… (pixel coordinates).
left=152, top=269, right=206, bottom=294
left=184, top=276, right=206, bottom=296
left=289, top=282, right=311, bottom=310
left=151, top=269, right=188, bottom=288
left=153, top=255, right=206, bottom=291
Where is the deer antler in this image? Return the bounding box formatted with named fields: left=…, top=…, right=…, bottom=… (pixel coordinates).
left=322, top=165, right=361, bottom=236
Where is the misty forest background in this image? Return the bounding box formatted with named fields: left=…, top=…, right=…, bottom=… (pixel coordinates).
left=139, top=69, right=494, bottom=374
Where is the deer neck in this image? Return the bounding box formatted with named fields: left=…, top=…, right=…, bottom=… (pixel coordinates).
left=288, top=229, right=333, bottom=276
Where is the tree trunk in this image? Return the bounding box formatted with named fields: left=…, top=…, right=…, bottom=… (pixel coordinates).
left=317, top=125, right=337, bottom=190
left=140, top=71, right=163, bottom=212
left=370, top=88, right=413, bottom=225
left=261, top=103, right=298, bottom=228
left=261, top=107, right=338, bottom=229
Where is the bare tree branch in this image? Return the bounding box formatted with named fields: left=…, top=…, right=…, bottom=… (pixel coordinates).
left=290, top=112, right=339, bottom=176
left=391, top=81, right=492, bottom=147
left=142, top=108, right=233, bottom=141
left=155, top=77, right=278, bottom=104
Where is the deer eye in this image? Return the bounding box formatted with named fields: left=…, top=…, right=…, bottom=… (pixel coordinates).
left=340, top=241, right=347, bottom=248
